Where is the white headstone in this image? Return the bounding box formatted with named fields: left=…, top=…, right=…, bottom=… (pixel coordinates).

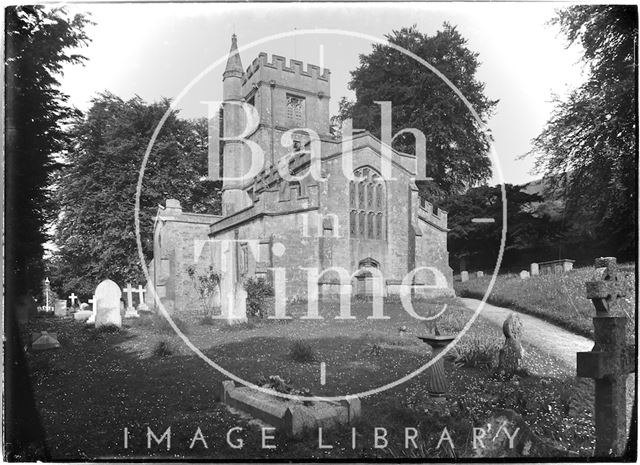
left=124, top=283, right=135, bottom=310
left=519, top=270, right=530, bottom=280
left=461, top=271, right=469, bottom=282
left=68, top=293, right=78, bottom=307
left=54, top=299, right=67, bottom=317
left=530, top=262, right=539, bottom=276
left=95, top=280, right=122, bottom=328
left=476, top=271, right=484, bottom=278
left=80, top=302, right=90, bottom=311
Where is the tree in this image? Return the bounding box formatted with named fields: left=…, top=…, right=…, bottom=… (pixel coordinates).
left=336, top=24, right=498, bottom=199
left=51, top=93, right=221, bottom=297
left=5, top=7, right=90, bottom=460
left=530, top=6, right=637, bottom=259
left=5, top=6, right=90, bottom=296
left=440, top=184, right=555, bottom=271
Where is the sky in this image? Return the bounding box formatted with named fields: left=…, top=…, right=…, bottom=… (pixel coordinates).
left=60, top=2, right=587, bottom=186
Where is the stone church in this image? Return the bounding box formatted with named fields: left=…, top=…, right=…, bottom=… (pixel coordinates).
left=147, top=35, right=453, bottom=318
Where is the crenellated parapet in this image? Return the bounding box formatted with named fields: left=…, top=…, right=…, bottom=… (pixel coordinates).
left=244, top=53, right=330, bottom=83
left=418, top=198, right=448, bottom=230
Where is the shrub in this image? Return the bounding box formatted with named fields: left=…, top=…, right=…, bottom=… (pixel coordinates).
left=153, top=340, right=173, bottom=357
left=450, top=334, right=500, bottom=368
left=244, top=276, right=273, bottom=319
left=186, top=265, right=221, bottom=320
left=289, top=339, right=317, bottom=362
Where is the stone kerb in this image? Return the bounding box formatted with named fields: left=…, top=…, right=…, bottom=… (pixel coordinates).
left=218, top=380, right=360, bottom=438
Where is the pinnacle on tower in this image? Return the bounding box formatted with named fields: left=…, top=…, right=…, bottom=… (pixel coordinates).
left=223, top=34, right=244, bottom=79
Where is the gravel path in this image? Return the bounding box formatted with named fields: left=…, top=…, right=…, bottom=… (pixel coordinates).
left=460, top=297, right=594, bottom=369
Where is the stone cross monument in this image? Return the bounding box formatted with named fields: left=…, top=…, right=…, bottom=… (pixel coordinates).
left=577, top=257, right=633, bottom=457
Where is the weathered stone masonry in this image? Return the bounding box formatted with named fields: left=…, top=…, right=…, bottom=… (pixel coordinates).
left=147, top=35, right=454, bottom=315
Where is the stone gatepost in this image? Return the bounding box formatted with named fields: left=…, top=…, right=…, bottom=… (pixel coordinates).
left=577, top=257, right=634, bottom=457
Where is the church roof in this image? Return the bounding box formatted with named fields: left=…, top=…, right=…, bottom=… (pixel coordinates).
left=223, top=34, right=244, bottom=78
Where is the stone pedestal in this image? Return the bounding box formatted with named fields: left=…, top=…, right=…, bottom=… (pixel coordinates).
left=418, top=335, right=456, bottom=401
left=124, top=308, right=140, bottom=319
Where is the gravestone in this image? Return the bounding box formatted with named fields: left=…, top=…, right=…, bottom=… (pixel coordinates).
left=136, top=285, right=150, bottom=311
left=68, top=293, right=78, bottom=307
left=577, top=257, right=634, bottom=457
left=476, top=271, right=484, bottom=278
left=95, top=280, right=122, bottom=328
left=539, top=259, right=574, bottom=275
left=73, top=309, right=93, bottom=322
left=54, top=299, right=67, bottom=317
left=86, top=296, right=97, bottom=324
left=497, top=313, right=523, bottom=379
left=520, top=270, right=530, bottom=280
left=123, top=283, right=140, bottom=318
left=461, top=271, right=469, bottom=282
left=530, top=262, right=539, bottom=276
left=31, top=331, right=61, bottom=351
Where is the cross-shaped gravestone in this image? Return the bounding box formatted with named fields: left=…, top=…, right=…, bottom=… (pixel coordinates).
left=68, top=293, right=78, bottom=307
left=124, top=283, right=135, bottom=310
left=577, top=257, right=633, bottom=457
left=135, top=285, right=145, bottom=306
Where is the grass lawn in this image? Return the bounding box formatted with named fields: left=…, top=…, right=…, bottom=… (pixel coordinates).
left=23, top=297, right=603, bottom=459
left=454, top=264, right=636, bottom=344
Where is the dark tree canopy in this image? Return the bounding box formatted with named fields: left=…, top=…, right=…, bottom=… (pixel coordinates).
left=337, top=24, right=498, bottom=199
left=440, top=184, right=555, bottom=271
left=51, top=93, right=221, bottom=297
left=5, top=6, right=90, bottom=296
left=530, top=5, right=637, bottom=259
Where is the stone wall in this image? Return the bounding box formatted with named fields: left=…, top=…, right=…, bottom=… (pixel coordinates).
left=150, top=200, right=221, bottom=319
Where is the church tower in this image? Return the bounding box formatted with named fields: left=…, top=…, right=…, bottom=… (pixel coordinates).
left=221, top=34, right=253, bottom=215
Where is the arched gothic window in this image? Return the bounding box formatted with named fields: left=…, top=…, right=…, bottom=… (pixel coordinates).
left=349, top=167, right=385, bottom=239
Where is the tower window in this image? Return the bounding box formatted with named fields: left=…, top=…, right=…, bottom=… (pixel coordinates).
left=286, top=94, right=306, bottom=127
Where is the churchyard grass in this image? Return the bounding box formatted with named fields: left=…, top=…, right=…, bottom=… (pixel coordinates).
left=24, top=297, right=599, bottom=459
left=455, top=263, right=636, bottom=344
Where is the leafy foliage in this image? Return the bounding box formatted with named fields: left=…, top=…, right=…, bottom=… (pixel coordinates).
left=336, top=24, right=497, bottom=199
left=530, top=6, right=637, bottom=259
left=186, top=265, right=221, bottom=320
left=5, top=6, right=90, bottom=296
left=450, top=334, right=500, bottom=368
left=243, top=276, right=273, bottom=319
left=439, top=184, right=555, bottom=270
left=51, top=94, right=221, bottom=296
